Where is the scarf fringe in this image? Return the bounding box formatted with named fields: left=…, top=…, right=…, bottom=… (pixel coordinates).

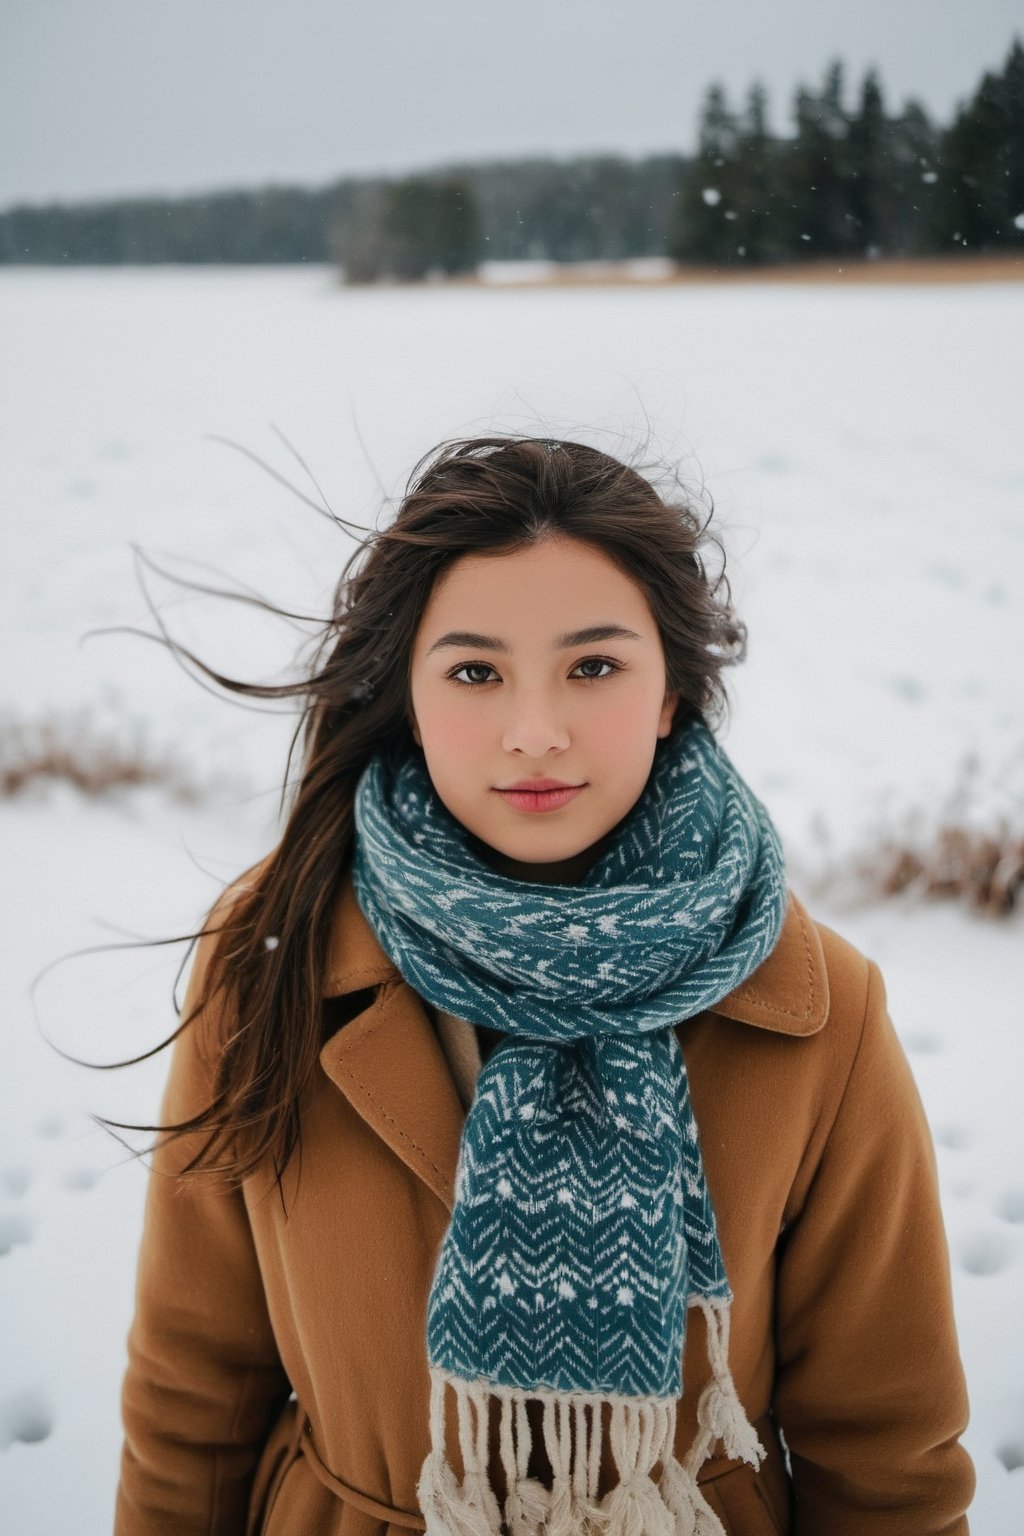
left=417, top=1300, right=764, bottom=1536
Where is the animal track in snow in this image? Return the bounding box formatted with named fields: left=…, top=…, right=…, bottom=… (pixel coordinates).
left=997, top=1441, right=1024, bottom=1473
left=0, top=1210, right=33, bottom=1257
left=901, top=1028, right=945, bottom=1054
left=0, top=1387, right=54, bottom=1449
left=0, top=1166, right=32, bottom=1198
left=934, top=1122, right=973, bottom=1151
left=996, top=1188, right=1024, bottom=1224
left=958, top=1230, right=1014, bottom=1277
left=61, top=1166, right=102, bottom=1192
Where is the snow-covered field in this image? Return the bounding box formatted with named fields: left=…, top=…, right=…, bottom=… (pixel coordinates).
left=1, top=264, right=1022, bottom=1533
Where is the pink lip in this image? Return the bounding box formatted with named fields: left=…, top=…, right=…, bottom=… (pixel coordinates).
left=495, top=785, right=585, bottom=813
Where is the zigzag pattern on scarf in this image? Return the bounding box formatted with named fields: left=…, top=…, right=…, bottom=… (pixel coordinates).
left=426, top=1029, right=729, bottom=1399
left=352, top=713, right=788, bottom=1532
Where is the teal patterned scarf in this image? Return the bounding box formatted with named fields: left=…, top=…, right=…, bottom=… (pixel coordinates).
left=352, top=714, right=788, bottom=1536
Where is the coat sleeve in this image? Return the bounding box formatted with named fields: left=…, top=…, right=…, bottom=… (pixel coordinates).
left=114, top=889, right=293, bottom=1535
left=771, top=957, right=976, bottom=1536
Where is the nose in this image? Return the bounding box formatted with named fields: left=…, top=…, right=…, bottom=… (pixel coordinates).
left=500, top=694, right=571, bottom=755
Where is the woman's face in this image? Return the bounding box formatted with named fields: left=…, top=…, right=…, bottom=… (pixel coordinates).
left=407, top=534, right=679, bottom=884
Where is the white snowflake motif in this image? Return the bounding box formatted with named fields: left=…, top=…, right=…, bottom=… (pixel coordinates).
left=557, top=1279, right=577, bottom=1300
left=565, top=922, right=588, bottom=943
left=616, top=1285, right=635, bottom=1306
left=596, top=913, right=619, bottom=936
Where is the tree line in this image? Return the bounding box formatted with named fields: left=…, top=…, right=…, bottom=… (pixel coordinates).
left=1, top=39, right=1020, bottom=277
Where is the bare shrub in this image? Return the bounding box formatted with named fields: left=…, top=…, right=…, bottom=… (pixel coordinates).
left=0, top=707, right=229, bottom=805
left=813, top=750, right=1024, bottom=919
left=852, top=816, right=1024, bottom=917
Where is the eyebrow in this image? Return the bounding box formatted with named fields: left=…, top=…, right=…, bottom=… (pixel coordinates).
left=425, top=623, right=645, bottom=656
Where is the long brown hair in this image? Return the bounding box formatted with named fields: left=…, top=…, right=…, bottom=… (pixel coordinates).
left=91, top=433, right=748, bottom=1195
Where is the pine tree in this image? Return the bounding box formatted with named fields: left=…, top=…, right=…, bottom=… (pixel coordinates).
left=887, top=98, right=943, bottom=255
left=937, top=37, right=1024, bottom=250
left=777, top=58, right=856, bottom=259
left=729, top=81, right=787, bottom=264
left=1003, top=40, right=1024, bottom=240
left=669, top=82, right=744, bottom=264
left=846, top=70, right=889, bottom=254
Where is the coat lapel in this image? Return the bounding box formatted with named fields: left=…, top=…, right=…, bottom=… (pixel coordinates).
left=318, top=870, right=465, bottom=1213
left=317, top=867, right=830, bottom=1213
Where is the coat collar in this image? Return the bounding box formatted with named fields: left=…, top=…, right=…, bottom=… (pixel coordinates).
left=321, top=865, right=829, bottom=1032
left=317, top=867, right=829, bottom=1213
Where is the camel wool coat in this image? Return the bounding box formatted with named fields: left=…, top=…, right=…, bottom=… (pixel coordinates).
left=114, top=864, right=976, bottom=1536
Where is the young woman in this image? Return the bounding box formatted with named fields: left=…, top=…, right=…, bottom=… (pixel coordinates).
left=112, top=435, right=975, bottom=1536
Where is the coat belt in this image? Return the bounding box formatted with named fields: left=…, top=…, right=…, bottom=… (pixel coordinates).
left=296, top=1405, right=780, bottom=1529
left=300, top=1417, right=428, bottom=1531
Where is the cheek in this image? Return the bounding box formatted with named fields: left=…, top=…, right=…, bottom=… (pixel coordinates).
left=424, top=695, right=489, bottom=757
left=584, top=690, right=654, bottom=742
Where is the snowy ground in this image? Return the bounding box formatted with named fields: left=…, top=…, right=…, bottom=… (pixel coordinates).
left=1, top=264, right=1022, bottom=1533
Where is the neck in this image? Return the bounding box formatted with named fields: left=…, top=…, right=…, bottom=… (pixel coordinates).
left=469, top=829, right=613, bottom=885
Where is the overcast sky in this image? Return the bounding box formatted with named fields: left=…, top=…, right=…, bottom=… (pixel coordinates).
left=2, top=0, right=1021, bottom=209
